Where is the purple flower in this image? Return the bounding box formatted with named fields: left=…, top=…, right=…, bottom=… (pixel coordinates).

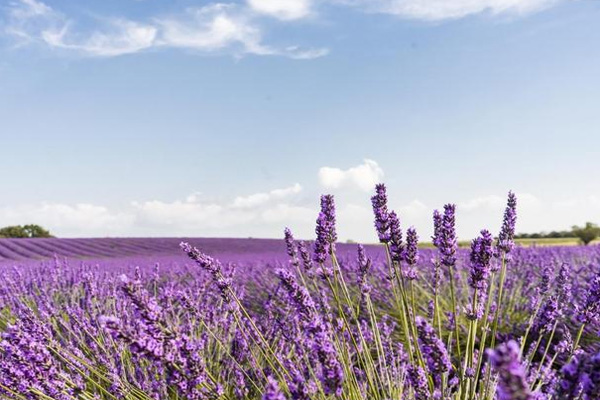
left=439, top=204, right=457, bottom=269
left=558, top=355, right=583, bottom=398
left=371, top=183, right=390, bottom=243
left=389, top=211, right=403, bottom=262
left=582, top=351, right=600, bottom=400
left=284, top=228, right=297, bottom=259
left=556, top=263, right=572, bottom=306
left=497, top=191, right=517, bottom=256
left=469, top=229, right=494, bottom=290
left=180, top=242, right=234, bottom=303
left=407, top=364, right=431, bottom=400
left=262, top=376, right=285, bottom=400
left=313, top=195, right=337, bottom=266
left=276, top=269, right=316, bottom=321
left=297, top=241, right=313, bottom=272
left=533, top=296, right=559, bottom=335
left=357, top=244, right=372, bottom=295
left=415, top=316, right=452, bottom=380
left=432, top=209, right=443, bottom=249
left=403, top=227, right=419, bottom=280
left=577, top=272, right=600, bottom=325
left=487, top=340, right=534, bottom=400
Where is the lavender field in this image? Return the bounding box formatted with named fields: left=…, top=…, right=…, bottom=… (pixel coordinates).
left=1, top=186, right=599, bottom=400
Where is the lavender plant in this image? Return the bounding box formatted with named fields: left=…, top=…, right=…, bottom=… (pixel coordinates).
left=0, top=185, right=598, bottom=400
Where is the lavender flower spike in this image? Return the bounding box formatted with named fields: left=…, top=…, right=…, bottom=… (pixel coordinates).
left=469, top=229, right=494, bottom=290
left=388, top=210, right=403, bottom=262
left=403, top=227, right=419, bottom=280
left=262, top=376, right=285, bottom=400
left=432, top=209, right=443, bottom=249
left=284, top=227, right=297, bottom=259
left=497, top=191, right=517, bottom=256
left=439, top=204, right=458, bottom=269
left=371, top=183, right=390, bottom=243
left=577, top=272, right=600, bottom=325
left=487, top=340, right=534, bottom=400
left=313, top=195, right=337, bottom=265
left=415, top=316, right=452, bottom=378
left=407, top=364, right=431, bottom=400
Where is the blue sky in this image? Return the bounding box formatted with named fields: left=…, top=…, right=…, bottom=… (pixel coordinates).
left=1, top=0, right=599, bottom=241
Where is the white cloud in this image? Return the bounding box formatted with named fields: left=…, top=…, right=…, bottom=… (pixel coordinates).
left=459, top=193, right=540, bottom=212
left=155, top=4, right=272, bottom=55
left=397, top=199, right=428, bottom=218
left=42, top=20, right=158, bottom=57
left=4, top=0, right=328, bottom=59
left=3, top=0, right=561, bottom=59
left=247, top=0, right=312, bottom=20
left=232, top=183, right=302, bottom=208
left=0, top=203, right=134, bottom=236
left=131, top=184, right=309, bottom=235
left=318, top=159, right=384, bottom=192
left=339, top=0, right=559, bottom=20
left=3, top=189, right=600, bottom=243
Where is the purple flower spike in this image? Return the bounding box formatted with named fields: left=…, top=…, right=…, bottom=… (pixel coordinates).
left=389, top=211, right=403, bottom=262
left=432, top=209, right=443, bottom=249
left=577, top=272, right=600, bottom=325
left=415, top=316, right=452, bottom=378
left=487, top=340, right=534, bottom=400
left=439, top=204, right=458, bottom=269
left=403, top=227, right=419, bottom=280
left=262, top=376, right=285, bottom=400
left=284, top=228, right=296, bottom=259
left=357, top=244, right=372, bottom=296
left=497, top=191, right=517, bottom=256
left=297, top=241, right=313, bottom=272
left=469, top=229, right=494, bottom=290
left=407, top=364, right=431, bottom=400
left=371, top=183, right=391, bottom=243
left=313, top=195, right=337, bottom=266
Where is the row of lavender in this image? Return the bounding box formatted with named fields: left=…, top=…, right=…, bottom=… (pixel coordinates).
left=0, top=186, right=599, bottom=399
left=0, top=237, right=293, bottom=262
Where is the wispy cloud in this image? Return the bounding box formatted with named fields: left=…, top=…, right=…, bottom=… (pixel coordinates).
left=247, top=0, right=312, bottom=20
left=318, top=159, right=384, bottom=192
left=3, top=0, right=562, bottom=59
left=41, top=20, right=158, bottom=57
left=3, top=0, right=328, bottom=59
left=334, top=0, right=560, bottom=20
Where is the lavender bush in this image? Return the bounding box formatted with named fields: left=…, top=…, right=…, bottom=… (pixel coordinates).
left=0, top=185, right=599, bottom=399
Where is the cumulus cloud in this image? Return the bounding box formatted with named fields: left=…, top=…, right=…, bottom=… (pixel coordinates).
left=0, top=203, right=134, bottom=236
left=132, top=183, right=308, bottom=232
left=318, top=159, right=384, bottom=192
left=247, top=0, right=312, bottom=20
left=4, top=189, right=600, bottom=242
left=459, top=193, right=540, bottom=212
left=232, top=183, right=302, bottom=208
left=4, top=0, right=328, bottom=59
left=338, top=0, right=560, bottom=20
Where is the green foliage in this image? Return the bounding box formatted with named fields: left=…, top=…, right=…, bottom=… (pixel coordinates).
left=572, top=222, right=600, bottom=245
left=0, top=224, right=53, bottom=238
left=515, top=230, right=572, bottom=239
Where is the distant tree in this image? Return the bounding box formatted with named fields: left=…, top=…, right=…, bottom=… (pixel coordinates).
left=572, top=222, right=600, bottom=245
left=0, top=224, right=53, bottom=238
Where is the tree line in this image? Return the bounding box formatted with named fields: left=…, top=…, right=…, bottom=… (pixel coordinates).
left=0, top=224, right=53, bottom=238
left=516, top=222, right=600, bottom=245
